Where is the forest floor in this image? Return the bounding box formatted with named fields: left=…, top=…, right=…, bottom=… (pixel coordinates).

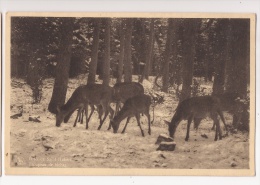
left=9, top=75, right=249, bottom=169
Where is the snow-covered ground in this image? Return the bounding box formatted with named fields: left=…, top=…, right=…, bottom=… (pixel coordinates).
left=9, top=75, right=249, bottom=169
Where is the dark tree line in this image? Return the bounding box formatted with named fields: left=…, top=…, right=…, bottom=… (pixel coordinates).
left=11, top=17, right=250, bottom=116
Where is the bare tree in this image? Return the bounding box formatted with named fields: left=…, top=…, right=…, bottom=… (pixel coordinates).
left=162, top=19, right=174, bottom=92
left=103, top=18, right=111, bottom=85
left=48, top=18, right=74, bottom=114
left=87, top=19, right=101, bottom=84
left=123, top=18, right=133, bottom=82
left=226, top=19, right=250, bottom=97
left=117, top=19, right=125, bottom=83
left=180, top=19, right=200, bottom=101
left=141, top=19, right=155, bottom=82
left=212, top=20, right=231, bottom=95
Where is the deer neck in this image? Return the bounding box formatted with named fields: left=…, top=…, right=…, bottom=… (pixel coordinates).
left=61, top=97, right=82, bottom=117
left=114, top=108, right=130, bottom=124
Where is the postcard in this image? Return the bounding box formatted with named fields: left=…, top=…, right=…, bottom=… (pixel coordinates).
left=5, top=12, right=256, bottom=176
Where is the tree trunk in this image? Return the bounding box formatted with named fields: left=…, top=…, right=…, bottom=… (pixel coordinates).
left=117, top=19, right=125, bottom=83
left=212, top=60, right=226, bottom=95
left=139, top=19, right=147, bottom=82
left=143, top=19, right=155, bottom=80
left=123, top=18, right=133, bottom=82
left=212, top=20, right=231, bottom=95
left=226, top=19, right=250, bottom=130
left=162, top=19, right=174, bottom=92
left=102, top=18, right=111, bottom=85
left=226, top=19, right=249, bottom=97
left=87, top=19, right=101, bottom=84
left=204, top=57, right=209, bottom=82
left=138, top=22, right=145, bottom=82
left=48, top=18, right=74, bottom=114
left=150, top=36, right=155, bottom=77
left=180, top=20, right=199, bottom=101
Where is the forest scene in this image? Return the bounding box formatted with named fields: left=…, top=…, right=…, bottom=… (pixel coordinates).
left=9, top=16, right=251, bottom=169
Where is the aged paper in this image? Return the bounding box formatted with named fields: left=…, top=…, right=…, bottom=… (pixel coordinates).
left=0, top=13, right=2, bottom=176
left=5, top=12, right=256, bottom=176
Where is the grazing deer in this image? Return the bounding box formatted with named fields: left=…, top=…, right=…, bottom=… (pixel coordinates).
left=193, top=93, right=245, bottom=130
left=71, top=82, right=144, bottom=128
left=110, top=94, right=153, bottom=137
left=164, top=96, right=227, bottom=141
left=112, top=82, right=144, bottom=116
left=56, top=84, right=114, bottom=130
left=64, top=104, right=103, bottom=127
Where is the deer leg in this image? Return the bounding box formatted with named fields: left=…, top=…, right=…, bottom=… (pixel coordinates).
left=107, top=106, right=115, bottom=130
left=136, top=114, right=144, bottom=137
left=115, top=102, right=120, bottom=116
left=97, top=105, right=103, bottom=121
left=77, top=111, right=81, bottom=122
left=85, top=104, right=89, bottom=129
left=216, top=116, right=223, bottom=140
left=185, top=116, right=193, bottom=141
left=77, top=108, right=81, bottom=122
left=73, top=106, right=84, bottom=127
left=193, top=118, right=202, bottom=131
left=98, top=103, right=110, bottom=130
left=212, top=114, right=222, bottom=141
left=73, top=108, right=81, bottom=127
left=211, top=122, right=216, bottom=130
left=76, top=107, right=83, bottom=123
left=80, top=108, right=84, bottom=124
left=145, top=112, right=151, bottom=135
left=118, top=103, right=122, bottom=111
left=217, top=120, right=222, bottom=140
left=98, top=110, right=109, bottom=130
left=114, top=102, right=122, bottom=116
left=151, top=106, right=155, bottom=124
left=121, top=117, right=131, bottom=134
left=217, top=110, right=228, bottom=136
left=212, top=113, right=218, bottom=141
left=214, top=119, right=219, bottom=141
left=86, top=105, right=95, bottom=125
left=109, top=105, right=114, bottom=120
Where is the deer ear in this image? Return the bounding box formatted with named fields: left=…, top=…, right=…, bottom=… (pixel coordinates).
left=164, top=120, right=170, bottom=125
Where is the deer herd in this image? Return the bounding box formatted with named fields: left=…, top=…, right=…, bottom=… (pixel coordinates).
left=55, top=82, right=246, bottom=142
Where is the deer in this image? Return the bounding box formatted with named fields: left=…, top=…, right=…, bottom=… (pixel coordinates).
left=64, top=103, right=104, bottom=127
left=55, top=84, right=114, bottom=130
left=112, top=82, right=145, bottom=116
left=70, top=82, right=145, bottom=129
left=110, top=94, right=153, bottom=137
left=193, top=93, right=246, bottom=130
left=164, top=96, right=227, bottom=141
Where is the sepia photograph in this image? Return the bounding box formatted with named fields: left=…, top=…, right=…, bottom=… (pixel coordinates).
left=5, top=12, right=256, bottom=176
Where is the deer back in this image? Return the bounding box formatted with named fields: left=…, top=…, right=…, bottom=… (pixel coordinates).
left=60, top=85, right=88, bottom=112
left=112, top=82, right=144, bottom=103
left=213, top=92, right=244, bottom=113
left=176, top=96, right=222, bottom=120
left=112, top=94, right=151, bottom=125
left=122, top=94, right=151, bottom=115
left=84, top=84, right=113, bottom=105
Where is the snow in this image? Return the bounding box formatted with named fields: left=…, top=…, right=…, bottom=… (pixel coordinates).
left=9, top=75, right=249, bottom=169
